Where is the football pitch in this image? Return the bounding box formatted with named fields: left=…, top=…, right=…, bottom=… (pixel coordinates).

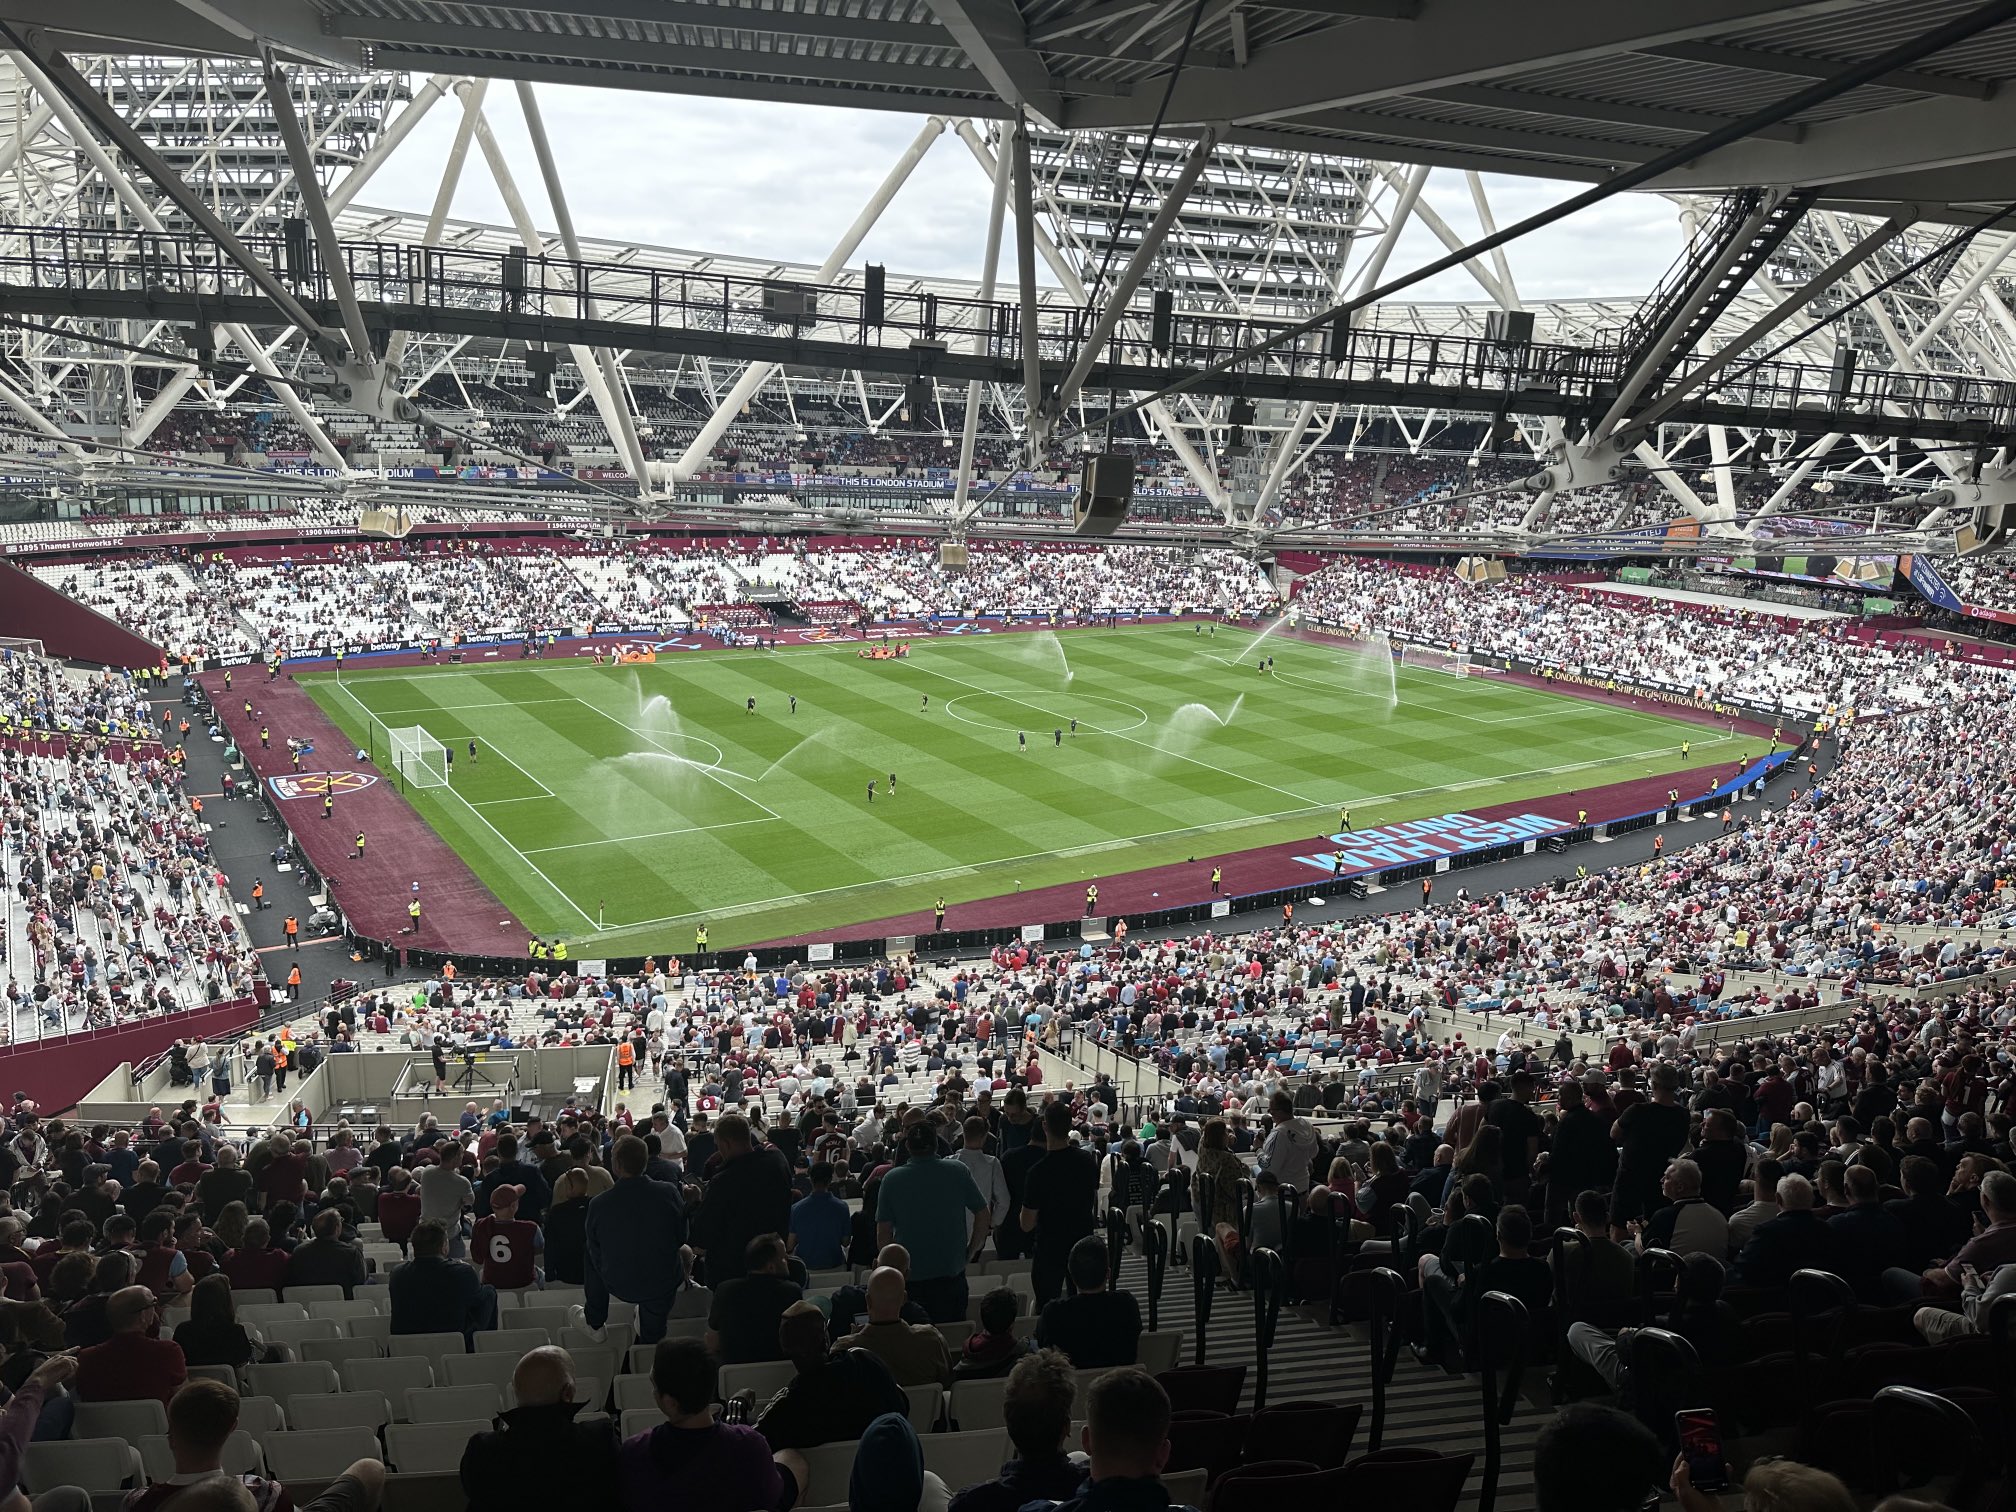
left=301, top=624, right=1730, bottom=951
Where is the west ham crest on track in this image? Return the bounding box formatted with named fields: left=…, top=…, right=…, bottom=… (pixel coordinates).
left=269, top=771, right=379, bottom=801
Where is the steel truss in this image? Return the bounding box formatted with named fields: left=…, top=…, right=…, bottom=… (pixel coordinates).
left=0, top=52, right=2012, bottom=554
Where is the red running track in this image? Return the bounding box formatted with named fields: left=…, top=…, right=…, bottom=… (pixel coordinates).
left=199, top=670, right=528, bottom=953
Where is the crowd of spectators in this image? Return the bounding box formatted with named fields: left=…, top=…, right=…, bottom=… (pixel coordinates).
left=1292, top=557, right=1983, bottom=716
left=27, top=560, right=257, bottom=665
left=0, top=651, right=258, bottom=1041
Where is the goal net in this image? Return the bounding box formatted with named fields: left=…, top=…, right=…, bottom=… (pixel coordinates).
left=1401, top=643, right=1469, bottom=679
left=388, top=726, right=449, bottom=788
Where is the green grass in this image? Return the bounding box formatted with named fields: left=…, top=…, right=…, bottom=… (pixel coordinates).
left=300, top=624, right=1734, bottom=952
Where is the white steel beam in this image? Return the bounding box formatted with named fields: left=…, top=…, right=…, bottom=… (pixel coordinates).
left=266, top=57, right=373, bottom=370
left=7, top=44, right=341, bottom=353
left=1256, top=162, right=1429, bottom=519
left=384, top=78, right=485, bottom=377
left=514, top=79, right=653, bottom=490
left=955, top=119, right=1225, bottom=510
left=951, top=127, right=1013, bottom=522
left=1049, top=127, right=1217, bottom=418
left=467, top=100, right=651, bottom=485
left=10, top=49, right=344, bottom=465
left=672, top=115, right=947, bottom=480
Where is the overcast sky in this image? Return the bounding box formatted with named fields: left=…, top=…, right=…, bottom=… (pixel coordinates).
left=365, top=82, right=1684, bottom=305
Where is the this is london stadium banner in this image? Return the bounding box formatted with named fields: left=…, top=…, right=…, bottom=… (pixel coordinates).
left=1292, top=811, right=1570, bottom=876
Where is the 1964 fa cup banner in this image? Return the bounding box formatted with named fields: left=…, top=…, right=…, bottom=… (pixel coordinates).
left=1293, top=811, right=1568, bottom=876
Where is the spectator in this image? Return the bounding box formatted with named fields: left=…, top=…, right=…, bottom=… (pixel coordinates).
left=1566, top=1254, right=1740, bottom=1391
left=787, top=1164, right=851, bottom=1272
left=1532, top=1403, right=1665, bottom=1512
left=1674, top=1456, right=1855, bottom=1512
left=1611, top=1066, right=1689, bottom=1223
left=375, top=1170, right=423, bottom=1258
left=1885, top=1157, right=1973, bottom=1275
left=1636, top=1162, right=1728, bottom=1261
left=707, top=1236, right=803, bottom=1364
left=461, top=1345, right=621, bottom=1509
left=417, top=1145, right=474, bottom=1259
left=219, top=1219, right=288, bottom=1295
left=284, top=1209, right=367, bottom=1299
left=389, top=1218, right=496, bottom=1344
left=1726, top=1159, right=1786, bottom=1255
left=948, top=1350, right=1085, bottom=1512
left=1026, top=1368, right=1196, bottom=1512
left=875, top=1120, right=991, bottom=1323
left=753, top=1301, right=910, bottom=1453
left=955, top=1287, right=1030, bottom=1380
left=172, top=1275, right=272, bottom=1370
left=1418, top=1205, right=1550, bottom=1369
left=194, top=1147, right=254, bottom=1226
left=120, top=1378, right=297, bottom=1511
left=584, top=1136, right=688, bottom=1345
left=618, top=1338, right=804, bottom=1512
left=1552, top=1191, right=1636, bottom=1326
left=1035, top=1239, right=1140, bottom=1369
left=840, top=1266, right=951, bottom=1387
left=955, top=1118, right=1012, bottom=1239
left=1733, top=1175, right=1840, bottom=1290
left=1020, top=1103, right=1098, bottom=1309
left=1259, top=1092, right=1320, bottom=1188
left=828, top=1246, right=930, bottom=1344
left=1826, top=1166, right=1909, bottom=1302
left=74, top=1286, right=186, bottom=1406
left=472, top=1184, right=542, bottom=1292
left=1884, top=1168, right=2016, bottom=1304
left=474, top=1133, right=552, bottom=1224
left=690, top=1116, right=793, bottom=1288
left=848, top=1411, right=950, bottom=1512
left=543, top=1169, right=592, bottom=1286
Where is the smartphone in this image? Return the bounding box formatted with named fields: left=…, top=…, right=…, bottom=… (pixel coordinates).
left=1675, top=1408, right=1729, bottom=1493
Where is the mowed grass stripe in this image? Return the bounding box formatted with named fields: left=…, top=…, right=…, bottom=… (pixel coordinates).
left=302, top=625, right=1729, bottom=949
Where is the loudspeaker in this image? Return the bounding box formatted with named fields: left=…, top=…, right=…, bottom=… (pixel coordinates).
left=1151, top=289, right=1174, bottom=353
left=1327, top=308, right=1353, bottom=362
left=1486, top=309, right=1535, bottom=344
left=864, top=263, right=885, bottom=327
left=1073, top=454, right=1135, bottom=536
left=939, top=541, right=968, bottom=569
left=1455, top=556, right=1507, bottom=584
left=282, top=217, right=312, bottom=281
left=1955, top=521, right=2005, bottom=556
left=1829, top=347, right=1858, bottom=404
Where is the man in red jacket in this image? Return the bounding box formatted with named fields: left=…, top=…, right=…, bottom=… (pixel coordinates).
left=75, top=1286, right=186, bottom=1405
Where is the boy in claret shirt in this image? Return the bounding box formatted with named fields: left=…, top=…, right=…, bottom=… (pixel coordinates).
left=473, top=1183, right=542, bottom=1290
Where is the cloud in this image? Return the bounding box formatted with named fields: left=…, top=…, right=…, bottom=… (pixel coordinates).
left=364, top=82, right=1680, bottom=303
left=365, top=85, right=999, bottom=276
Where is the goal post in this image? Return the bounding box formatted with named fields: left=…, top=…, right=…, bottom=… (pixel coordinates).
left=388, top=726, right=449, bottom=788
left=1401, top=643, right=1469, bottom=679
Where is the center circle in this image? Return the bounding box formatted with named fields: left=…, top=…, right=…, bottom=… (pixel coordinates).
left=941, top=693, right=1149, bottom=735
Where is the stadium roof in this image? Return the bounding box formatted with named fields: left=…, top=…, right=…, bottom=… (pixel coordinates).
left=11, top=1, right=2016, bottom=219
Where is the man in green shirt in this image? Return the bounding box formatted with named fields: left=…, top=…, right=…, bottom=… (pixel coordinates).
left=874, top=1119, right=990, bottom=1323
